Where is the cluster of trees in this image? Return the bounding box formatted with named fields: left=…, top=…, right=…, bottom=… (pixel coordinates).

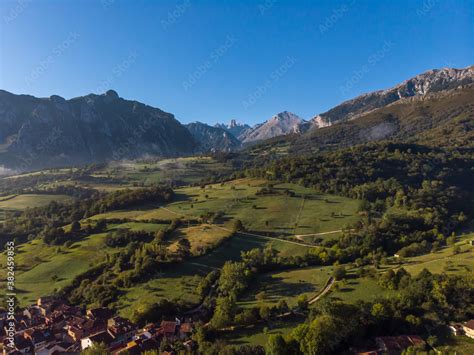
left=0, top=185, right=173, bottom=245
left=105, top=229, right=154, bottom=248
left=244, top=143, right=473, bottom=260
left=31, top=185, right=97, bottom=199
left=263, top=270, right=472, bottom=355
left=61, top=218, right=192, bottom=307
left=42, top=219, right=107, bottom=245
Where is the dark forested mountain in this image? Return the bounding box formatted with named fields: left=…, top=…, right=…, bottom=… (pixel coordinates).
left=185, top=122, right=242, bottom=152
left=0, top=90, right=196, bottom=171
left=312, top=66, right=474, bottom=127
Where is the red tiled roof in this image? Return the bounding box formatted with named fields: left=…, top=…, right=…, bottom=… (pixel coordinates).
left=160, top=321, right=176, bottom=334
left=464, top=320, right=474, bottom=330
left=180, top=323, right=193, bottom=333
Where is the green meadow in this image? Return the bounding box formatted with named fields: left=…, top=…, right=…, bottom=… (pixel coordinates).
left=1, top=177, right=361, bottom=313
left=0, top=193, right=73, bottom=210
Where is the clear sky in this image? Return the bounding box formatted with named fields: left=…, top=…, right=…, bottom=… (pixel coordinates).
left=0, top=0, right=472, bottom=125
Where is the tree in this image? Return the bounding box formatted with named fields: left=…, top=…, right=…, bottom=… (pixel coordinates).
left=266, top=334, right=288, bottom=355
left=218, top=261, right=248, bottom=297
left=259, top=305, right=271, bottom=320
left=333, top=265, right=346, bottom=281
left=83, top=342, right=108, bottom=355
left=210, top=296, right=236, bottom=328
left=298, top=315, right=340, bottom=355
left=177, top=238, right=191, bottom=259
left=233, top=219, right=244, bottom=232
left=70, top=220, right=81, bottom=234
left=296, top=294, right=308, bottom=311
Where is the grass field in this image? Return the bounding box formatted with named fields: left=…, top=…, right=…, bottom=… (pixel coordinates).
left=0, top=232, right=111, bottom=304
left=168, top=224, right=233, bottom=255
left=87, top=179, right=361, bottom=243
left=239, top=266, right=333, bottom=308
left=1, top=177, right=360, bottom=314
left=108, top=221, right=169, bottom=233
left=163, top=179, right=360, bottom=238
left=95, top=157, right=233, bottom=187
left=222, top=314, right=306, bottom=347
left=395, top=233, right=474, bottom=275
left=116, top=262, right=208, bottom=319
left=0, top=193, right=73, bottom=210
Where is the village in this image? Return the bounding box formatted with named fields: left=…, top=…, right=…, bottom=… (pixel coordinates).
left=0, top=296, right=196, bottom=354
left=1, top=295, right=473, bottom=354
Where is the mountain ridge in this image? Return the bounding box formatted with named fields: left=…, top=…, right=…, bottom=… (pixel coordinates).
left=311, top=66, right=474, bottom=127
left=185, top=121, right=242, bottom=152
left=0, top=90, right=196, bottom=171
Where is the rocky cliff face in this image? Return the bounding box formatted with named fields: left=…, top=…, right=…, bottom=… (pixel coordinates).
left=215, top=119, right=251, bottom=138
left=239, top=111, right=309, bottom=143
left=312, top=66, right=474, bottom=127
left=0, top=90, right=196, bottom=171
left=186, top=122, right=241, bottom=152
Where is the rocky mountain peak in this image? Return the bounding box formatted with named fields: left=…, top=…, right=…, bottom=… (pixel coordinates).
left=311, top=65, right=474, bottom=128
left=238, top=111, right=309, bottom=143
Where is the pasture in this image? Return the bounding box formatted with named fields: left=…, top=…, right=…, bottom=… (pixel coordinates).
left=239, top=265, right=333, bottom=308
left=0, top=193, right=73, bottom=210
left=0, top=177, right=361, bottom=312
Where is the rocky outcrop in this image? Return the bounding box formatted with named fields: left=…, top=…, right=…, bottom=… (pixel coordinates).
left=239, top=111, right=309, bottom=143
left=186, top=122, right=241, bottom=152
left=311, top=66, right=474, bottom=127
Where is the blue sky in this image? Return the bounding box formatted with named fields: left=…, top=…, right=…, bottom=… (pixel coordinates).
left=0, top=0, right=472, bottom=125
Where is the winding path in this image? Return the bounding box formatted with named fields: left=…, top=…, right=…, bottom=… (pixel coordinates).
left=308, top=276, right=335, bottom=305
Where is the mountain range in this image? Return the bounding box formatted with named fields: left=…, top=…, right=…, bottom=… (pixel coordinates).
left=0, top=65, right=472, bottom=172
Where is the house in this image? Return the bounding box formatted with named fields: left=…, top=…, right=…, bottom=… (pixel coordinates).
left=81, top=330, right=114, bottom=350
left=449, top=323, right=465, bottom=336
left=375, top=335, right=425, bottom=354
left=115, top=338, right=160, bottom=355
left=36, top=342, right=72, bottom=355
left=87, top=307, right=114, bottom=321
left=9, top=335, right=34, bottom=354
left=36, top=297, right=58, bottom=317
left=23, top=328, right=54, bottom=351
left=462, top=320, right=474, bottom=339
left=179, top=322, right=194, bottom=339
left=160, top=321, right=177, bottom=338
left=67, top=317, right=106, bottom=342
left=107, top=316, right=137, bottom=347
